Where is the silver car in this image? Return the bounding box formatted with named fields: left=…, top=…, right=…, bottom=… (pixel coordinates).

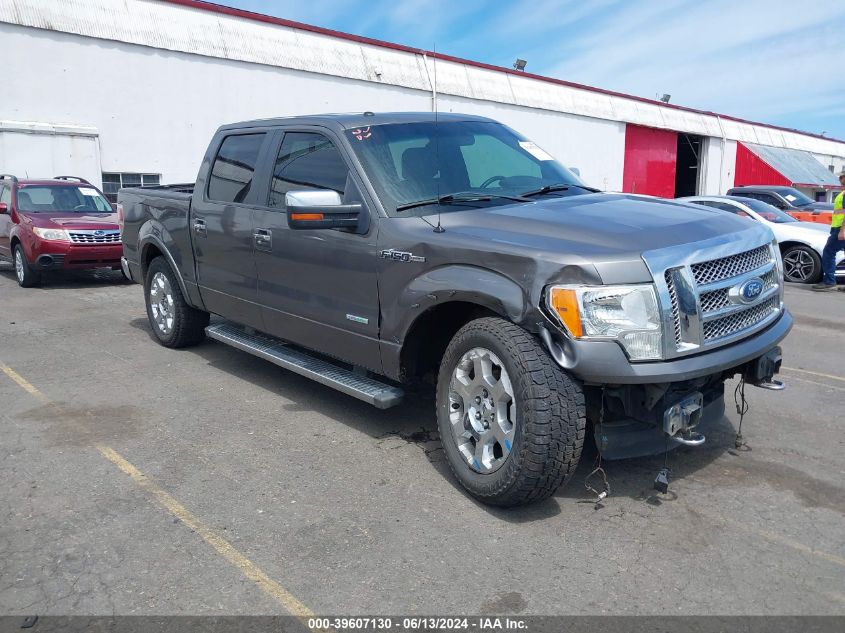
left=679, top=195, right=844, bottom=284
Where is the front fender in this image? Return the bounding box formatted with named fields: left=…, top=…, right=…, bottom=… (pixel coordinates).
left=383, top=265, right=528, bottom=346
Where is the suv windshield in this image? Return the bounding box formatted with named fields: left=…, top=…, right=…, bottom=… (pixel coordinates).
left=16, top=185, right=112, bottom=213
left=345, top=120, right=588, bottom=215
left=731, top=197, right=797, bottom=223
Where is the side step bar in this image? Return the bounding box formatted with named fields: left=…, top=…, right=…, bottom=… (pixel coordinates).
left=205, top=322, right=404, bottom=409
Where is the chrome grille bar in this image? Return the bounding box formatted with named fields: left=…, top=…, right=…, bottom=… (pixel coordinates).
left=68, top=229, right=121, bottom=244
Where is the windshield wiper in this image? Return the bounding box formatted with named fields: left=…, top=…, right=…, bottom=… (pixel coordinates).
left=395, top=192, right=529, bottom=212
left=520, top=183, right=601, bottom=197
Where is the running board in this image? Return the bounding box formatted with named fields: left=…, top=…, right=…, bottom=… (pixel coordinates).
left=205, top=322, right=404, bottom=409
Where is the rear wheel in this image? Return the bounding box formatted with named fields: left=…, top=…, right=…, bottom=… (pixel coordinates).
left=436, top=317, right=585, bottom=506
left=13, top=244, right=41, bottom=288
left=144, top=256, right=209, bottom=347
left=782, top=245, right=822, bottom=284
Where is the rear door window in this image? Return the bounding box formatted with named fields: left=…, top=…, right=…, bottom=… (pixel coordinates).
left=207, top=133, right=267, bottom=204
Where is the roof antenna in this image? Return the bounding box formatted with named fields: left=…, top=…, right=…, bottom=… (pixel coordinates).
left=432, top=43, right=445, bottom=233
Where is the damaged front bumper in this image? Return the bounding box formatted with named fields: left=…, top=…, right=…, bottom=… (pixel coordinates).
left=539, top=313, right=789, bottom=460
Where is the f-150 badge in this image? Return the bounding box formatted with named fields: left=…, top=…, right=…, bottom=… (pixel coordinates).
left=379, top=249, right=425, bottom=263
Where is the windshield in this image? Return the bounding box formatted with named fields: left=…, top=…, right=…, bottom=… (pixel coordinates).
left=345, top=120, right=588, bottom=215
left=779, top=188, right=814, bottom=208
left=731, top=196, right=797, bottom=223
left=16, top=185, right=113, bottom=213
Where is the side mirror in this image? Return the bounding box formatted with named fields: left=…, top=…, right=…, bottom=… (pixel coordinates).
left=570, top=167, right=581, bottom=177
left=0, top=202, right=7, bottom=214
left=285, top=190, right=362, bottom=231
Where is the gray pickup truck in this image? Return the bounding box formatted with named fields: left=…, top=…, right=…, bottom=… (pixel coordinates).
left=120, top=112, right=791, bottom=506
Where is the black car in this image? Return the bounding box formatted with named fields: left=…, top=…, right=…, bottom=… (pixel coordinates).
left=726, top=185, right=833, bottom=212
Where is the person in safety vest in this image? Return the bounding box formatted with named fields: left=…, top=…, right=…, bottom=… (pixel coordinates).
left=812, top=170, right=845, bottom=291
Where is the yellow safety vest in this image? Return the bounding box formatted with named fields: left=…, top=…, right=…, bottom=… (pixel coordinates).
left=834, top=191, right=844, bottom=229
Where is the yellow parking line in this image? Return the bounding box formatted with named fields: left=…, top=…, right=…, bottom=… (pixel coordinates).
left=96, top=445, right=314, bottom=617
left=0, top=361, right=49, bottom=403
left=782, top=366, right=845, bottom=383
left=0, top=358, right=315, bottom=617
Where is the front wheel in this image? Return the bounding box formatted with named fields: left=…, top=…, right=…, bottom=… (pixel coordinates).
left=13, top=244, right=41, bottom=288
left=436, top=317, right=585, bottom=506
left=782, top=245, right=822, bottom=284
left=144, top=256, right=209, bottom=347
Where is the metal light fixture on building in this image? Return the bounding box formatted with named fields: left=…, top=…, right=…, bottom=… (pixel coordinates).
left=513, top=59, right=527, bottom=71
left=659, top=94, right=671, bottom=103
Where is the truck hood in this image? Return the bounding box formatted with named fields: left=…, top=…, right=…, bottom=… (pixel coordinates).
left=23, top=212, right=119, bottom=230
left=432, top=193, right=772, bottom=284
left=437, top=193, right=757, bottom=249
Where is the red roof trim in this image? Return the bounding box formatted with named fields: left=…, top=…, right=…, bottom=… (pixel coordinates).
left=162, top=0, right=845, bottom=145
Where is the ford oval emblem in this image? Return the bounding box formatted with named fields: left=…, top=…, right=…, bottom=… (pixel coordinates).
left=739, top=278, right=764, bottom=303
left=94, top=230, right=105, bottom=236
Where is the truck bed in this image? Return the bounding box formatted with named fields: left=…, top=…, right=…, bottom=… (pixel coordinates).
left=119, top=184, right=197, bottom=293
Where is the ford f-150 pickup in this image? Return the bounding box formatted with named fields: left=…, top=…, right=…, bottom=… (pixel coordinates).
left=120, top=113, right=791, bottom=506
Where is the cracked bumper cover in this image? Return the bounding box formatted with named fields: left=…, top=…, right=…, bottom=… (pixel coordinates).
left=540, top=309, right=792, bottom=385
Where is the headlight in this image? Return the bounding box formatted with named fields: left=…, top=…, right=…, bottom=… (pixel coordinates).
left=771, top=239, right=784, bottom=282
left=32, top=227, right=70, bottom=241
left=547, top=284, right=663, bottom=360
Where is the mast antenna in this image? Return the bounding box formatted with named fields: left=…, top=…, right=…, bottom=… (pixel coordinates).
left=432, top=43, right=444, bottom=233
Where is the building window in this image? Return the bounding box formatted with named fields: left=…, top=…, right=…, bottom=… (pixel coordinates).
left=101, top=172, right=161, bottom=202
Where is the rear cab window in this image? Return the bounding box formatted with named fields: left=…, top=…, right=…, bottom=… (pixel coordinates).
left=207, top=133, right=267, bottom=204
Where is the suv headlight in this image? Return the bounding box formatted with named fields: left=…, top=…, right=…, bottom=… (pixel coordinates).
left=547, top=284, right=663, bottom=360
left=32, top=227, right=70, bottom=241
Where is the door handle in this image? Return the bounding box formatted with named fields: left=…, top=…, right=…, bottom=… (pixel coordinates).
left=193, top=218, right=207, bottom=237
left=254, top=228, right=272, bottom=250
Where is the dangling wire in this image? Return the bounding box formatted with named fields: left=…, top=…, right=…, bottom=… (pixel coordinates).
left=734, top=376, right=749, bottom=449
left=585, top=387, right=609, bottom=508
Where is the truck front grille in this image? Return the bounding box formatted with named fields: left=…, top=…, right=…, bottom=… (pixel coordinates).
left=699, top=269, right=777, bottom=314
left=68, top=230, right=121, bottom=244
left=703, top=297, right=781, bottom=342
left=690, top=245, right=771, bottom=285
left=651, top=239, right=783, bottom=358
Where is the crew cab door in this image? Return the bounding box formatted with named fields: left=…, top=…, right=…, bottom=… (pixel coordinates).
left=0, top=184, right=11, bottom=257
left=191, top=130, right=274, bottom=329
left=251, top=128, right=382, bottom=371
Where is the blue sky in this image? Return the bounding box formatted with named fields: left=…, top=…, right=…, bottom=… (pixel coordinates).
left=223, top=0, right=845, bottom=140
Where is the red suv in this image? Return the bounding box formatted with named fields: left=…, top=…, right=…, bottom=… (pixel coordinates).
left=0, top=175, right=124, bottom=287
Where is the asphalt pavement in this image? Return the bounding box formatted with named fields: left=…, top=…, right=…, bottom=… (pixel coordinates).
left=0, top=265, right=843, bottom=616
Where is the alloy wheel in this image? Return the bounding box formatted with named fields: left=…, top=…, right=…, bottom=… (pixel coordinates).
left=782, top=249, right=816, bottom=282
left=448, top=347, right=515, bottom=473
left=149, top=271, right=175, bottom=335
left=14, top=250, right=25, bottom=283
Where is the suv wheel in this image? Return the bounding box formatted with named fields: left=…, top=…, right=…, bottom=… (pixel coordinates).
left=144, top=256, right=209, bottom=347
left=436, top=317, right=585, bottom=506
left=782, top=245, right=822, bottom=284
left=13, top=244, right=41, bottom=288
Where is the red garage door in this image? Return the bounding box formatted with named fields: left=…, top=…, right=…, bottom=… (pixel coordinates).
left=623, top=125, right=678, bottom=198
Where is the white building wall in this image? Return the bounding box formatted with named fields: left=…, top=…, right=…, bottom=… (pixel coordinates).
left=0, top=24, right=430, bottom=183
left=0, top=0, right=843, bottom=196
left=0, top=22, right=626, bottom=189
left=0, top=121, right=101, bottom=187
